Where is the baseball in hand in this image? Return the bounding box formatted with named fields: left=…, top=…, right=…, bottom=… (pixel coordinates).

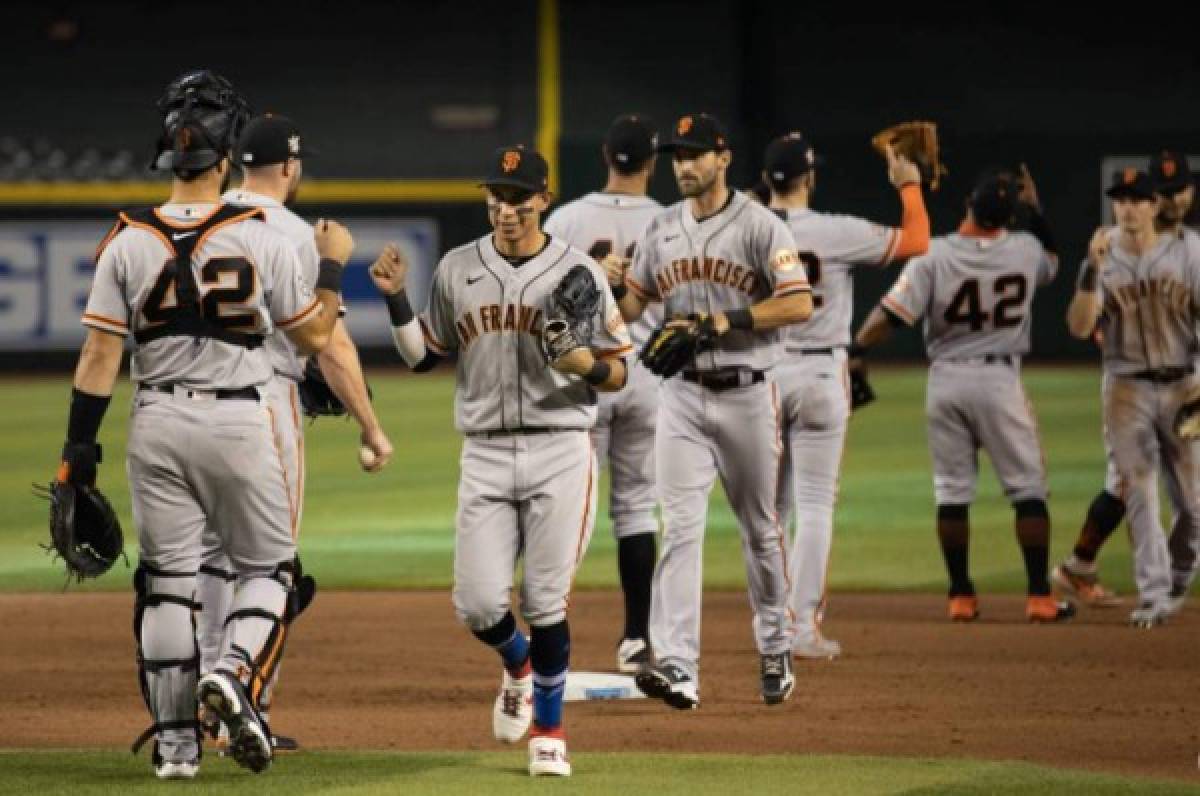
left=358, top=444, right=378, bottom=470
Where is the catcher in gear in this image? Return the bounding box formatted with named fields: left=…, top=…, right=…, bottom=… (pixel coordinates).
left=66, top=68, right=348, bottom=780
left=871, top=121, right=947, bottom=191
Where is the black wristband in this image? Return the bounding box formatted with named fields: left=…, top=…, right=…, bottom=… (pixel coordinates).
left=384, top=290, right=415, bottom=326
left=1025, top=208, right=1057, bottom=255
left=315, top=258, right=344, bottom=292
left=1079, top=263, right=1098, bottom=292
left=725, top=308, right=754, bottom=331
left=847, top=343, right=868, bottom=359
left=611, top=282, right=628, bottom=300
left=584, top=360, right=612, bottom=386
left=67, top=388, right=111, bottom=444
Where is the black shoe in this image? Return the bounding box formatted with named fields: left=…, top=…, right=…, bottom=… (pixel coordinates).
left=761, top=653, right=795, bottom=706
left=635, top=662, right=699, bottom=710
left=196, top=672, right=272, bottom=773
left=271, top=734, right=300, bottom=752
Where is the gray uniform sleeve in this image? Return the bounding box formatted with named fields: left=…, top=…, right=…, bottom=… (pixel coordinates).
left=627, top=217, right=663, bottom=302
left=882, top=256, right=933, bottom=325
left=755, top=210, right=810, bottom=297
left=1032, top=237, right=1059, bottom=287
left=542, top=205, right=570, bottom=240
left=263, top=231, right=320, bottom=331
left=419, top=264, right=457, bottom=355
left=828, top=215, right=900, bottom=268
left=82, top=234, right=131, bottom=337
left=586, top=261, right=634, bottom=358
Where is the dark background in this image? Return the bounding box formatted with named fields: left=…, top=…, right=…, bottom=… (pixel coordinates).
left=4, top=0, right=1199, bottom=360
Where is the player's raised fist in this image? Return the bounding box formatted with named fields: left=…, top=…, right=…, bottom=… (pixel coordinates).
left=1016, top=163, right=1041, bottom=210
left=885, top=143, right=921, bottom=189
left=1087, top=227, right=1110, bottom=266
left=599, top=252, right=629, bottom=289
left=369, top=243, right=409, bottom=296
left=315, top=219, right=355, bottom=264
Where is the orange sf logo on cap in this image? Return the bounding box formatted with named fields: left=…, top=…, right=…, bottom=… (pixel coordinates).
left=678, top=116, right=693, bottom=135
left=1162, top=156, right=1178, bottom=178
left=1123, top=167, right=1137, bottom=184
left=177, top=127, right=192, bottom=148
left=502, top=150, right=521, bottom=173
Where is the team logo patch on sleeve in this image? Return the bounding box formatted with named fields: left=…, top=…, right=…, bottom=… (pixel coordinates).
left=772, top=249, right=799, bottom=272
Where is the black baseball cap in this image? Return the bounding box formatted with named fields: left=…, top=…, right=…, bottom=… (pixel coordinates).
left=1149, top=150, right=1193, bottom=194
left=658, top=113, right=729, bottom=153
left=763, top=132, right=819, bottom=188
left=1106, top=168, right=1156, bottom=200
left=480, top=145, right=550, bottom=193
left=604, top=114, right=657, bottom=171
left=236, top=114, right=313, bottom=167
left=968, top=173, right=1017, bottom=229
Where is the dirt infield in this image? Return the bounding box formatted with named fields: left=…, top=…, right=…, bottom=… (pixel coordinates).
left=3, top=590, right=1197, bottom=781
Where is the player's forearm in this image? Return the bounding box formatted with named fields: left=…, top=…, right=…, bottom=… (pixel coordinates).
left=617, top=290, right=646, bottom=322
left=854, top=306, right=896, bottom=350
left=890, top=183, right=931, bottom=261
left=316, top=320, right=382, bottom=434
left=73, top=329, right=124, bottom=397
left=1067, top=290, right=1102, bottom=339
left=592, top=356, right=627, bottom=392
left=737, top=290, right=812, bottom=331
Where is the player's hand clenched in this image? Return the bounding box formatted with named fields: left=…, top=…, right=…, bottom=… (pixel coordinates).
left=359, top=426, right=394, bottom=473
left=369, top=243, right=410, bottom=296
left=1017, top=163, right=1041, bottom=210
left=315, top=219, right=355, bottom=264
left=1087, top=227, right=1110, bottom=267
left=599, top=252, right=630, bottom=290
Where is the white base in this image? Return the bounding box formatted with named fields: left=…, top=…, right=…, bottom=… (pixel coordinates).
left=563, top=671, right=645, bottom=702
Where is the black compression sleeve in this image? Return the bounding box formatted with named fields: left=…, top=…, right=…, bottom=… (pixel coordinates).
left=1025, top=208, right=1056, bottom=255
left=67, top=388, right=111, bottom=444
left=584, top=360, right=612, bottom=386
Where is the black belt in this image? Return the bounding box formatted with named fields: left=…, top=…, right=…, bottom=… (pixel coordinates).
left=139, top=383, right=260, bottom=401
left=1130, top=366, right=1194, bottom=384
left=680, top=368, right=766, bottom=391
left=945, top=354, right=1015, bottom=365
left=467, top=427, right=587, bottom=439
left=797, top=347, right=834, bottom=356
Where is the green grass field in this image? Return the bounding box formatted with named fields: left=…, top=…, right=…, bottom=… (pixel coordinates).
left=2, top=366, right=1132, bottom=594
left=2, top=750, right=1197, bottom=795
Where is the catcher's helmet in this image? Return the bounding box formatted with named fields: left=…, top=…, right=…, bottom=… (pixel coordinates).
left=151, top=69, right=250, bottom=175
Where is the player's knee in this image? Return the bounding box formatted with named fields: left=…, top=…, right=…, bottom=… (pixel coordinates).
left=937, top=504, right=969, bottom=522
left=136, top=566, right=200, bottom=659
left=1089, top=491, right=1127, bottom=528
left=453, top=590, right=510, bottom=633
left=933, top=478, right=975, bottom=507
left=1013, top=498, right=1048, bottom=519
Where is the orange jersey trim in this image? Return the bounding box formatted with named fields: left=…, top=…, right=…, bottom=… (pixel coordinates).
left=881, top=295, right=916, bottom=326
left=625, top=276, right=658, bottom=302
left=595, top=344, right=633, bottom=359
left=277, top=296, right=321, bottom=330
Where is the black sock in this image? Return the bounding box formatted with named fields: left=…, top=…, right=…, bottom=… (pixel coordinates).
left=937, top=504, right=973, bottom=596
left=617, top=533, right=656, bottom=640
left=1073, top=490, right=1125, bottom=563
left=1015, top=499, right=1051, bottom=595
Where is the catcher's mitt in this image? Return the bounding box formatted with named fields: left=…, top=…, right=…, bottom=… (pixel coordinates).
left=871, top=120, right=947, bottom=191
left=298, top=358, right=346, bottom=418
left=33, top=480, right=125, bottom=582
left=640, top=314, right=718, bottom=378
left=1175, top=397, right=1200, bottom=439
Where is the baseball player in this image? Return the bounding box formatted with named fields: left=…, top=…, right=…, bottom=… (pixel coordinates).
left=614, top=113, right=813, bottom=709
left=369, top=146, right=631, bottom=777
left=1053, top=151, right=1197, bottom=614
left=853, top=169, right=1072, bottom=623
left=194, top=114, right=394, bottom=752
left=64, top=70, right=349, bottom=779
left=1066, top=168, right=1200, bottom=627
left=542, top=113, right=662, bottom=673
left=764, top=132, right=930, bottom=659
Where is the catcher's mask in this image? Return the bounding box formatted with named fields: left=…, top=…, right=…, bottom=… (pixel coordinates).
left=151, top=69, right=250, bottom=176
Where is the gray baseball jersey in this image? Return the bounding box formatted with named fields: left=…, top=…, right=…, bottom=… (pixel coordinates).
left=628, top=190, right=809, bottom=370
left=222, top=189, right=322, bottom=382
left=775, top=208, right=899, bottom=348
left=1089, top=228, right=1200, bottom=374
left=544, top=191, right=664, bottom=348
left=420, top=233, right=633, bottom=433
left=882, top=230, right=1056, bottom=361
left=84, top=202, right=319, bottom=388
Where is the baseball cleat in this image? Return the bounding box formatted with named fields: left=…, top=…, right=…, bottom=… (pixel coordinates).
left=1164, top=584, right=1188, bottom=617
left=616, top=637, right=650, bottom=674
left=635, top=662, right=699, bottom=710
left=1129, top=601, right=1170, bottom=628
left=1051, top=564, right=1122, bottom=608
left=492, top=669, right=533, bottom=743
left=948, top=595, right=979, bottom=622
left=154, top=759, right=199, bottom=780
left=528, top=733, right=571, bottom=777
left=760, top=653, right=795, bottom=705
left=1026, top=595, right=1076, bottom=623
left=196, top=671, right=272, bottom=773
left=271, top=734, right=300, bottom=752
left=793, top=633, right=841, bottom=660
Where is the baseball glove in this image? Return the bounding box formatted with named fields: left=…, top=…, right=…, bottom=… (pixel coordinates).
left=297, top=358, right=346, bottom=418
left=871, top=120, right=948, bottom=191
left=33, top=479, right=125, bottom=582
left=542, top=264, right=602, bottom=363
left=640, top=314, right=719, bottom=378
left=1175, top=397, right=1200, bottom=439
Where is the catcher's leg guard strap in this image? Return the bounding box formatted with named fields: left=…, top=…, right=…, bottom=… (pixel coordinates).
left=219, top=563, right=292, bottom=710
left=132, top=565, right=201, bottom=760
